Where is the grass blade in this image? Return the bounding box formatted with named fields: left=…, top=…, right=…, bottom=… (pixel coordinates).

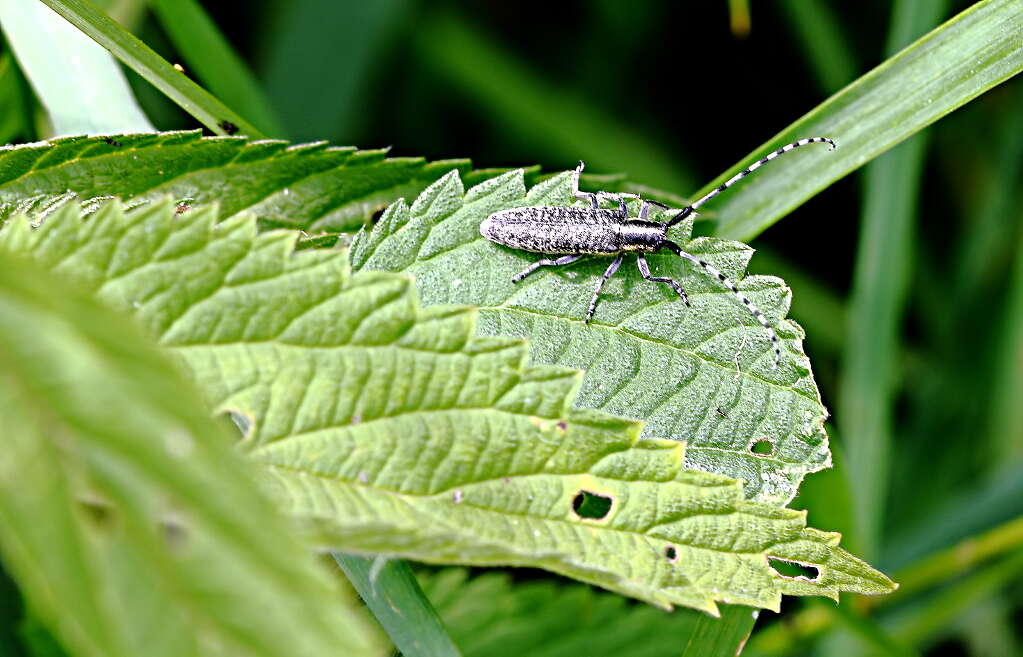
left=777, top=0, right=858, bottom=94
left=987, top=203, right=1023, bottom=464
left=417, top=12, right=694, bottom=191
left=334, top=554, right=462, bottom=657
left=702, top=0, right=1023, bottom=241
left=37, top=0, right=263, bottom=136
left=679, top=605, right=757, bottom=657
left=0, top=53, right=31, bottom=143
left=148, top=0, right=284, bottom=136
left=260, top=0, right=406, bottom=141
left=839, top=0, right=951, bottom=559
left=0, top=0, right=153, bottom=135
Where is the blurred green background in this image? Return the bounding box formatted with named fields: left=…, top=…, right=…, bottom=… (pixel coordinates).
left=1, top=1, right=1021, bottom=656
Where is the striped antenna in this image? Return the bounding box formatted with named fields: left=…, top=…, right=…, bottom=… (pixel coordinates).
left=667, top=137, right=835, bottom=227
left=664, top=242, right=782, bottom=368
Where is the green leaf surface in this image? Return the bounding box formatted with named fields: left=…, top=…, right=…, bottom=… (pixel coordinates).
left=702, top=0, right=1023, bottom=241
left=37, top=0, right=262, bottom=137
left=0, top=0, right=153, bottom=135
left=0, top=251, right=379, bottom=657
left=352, top=169, right=830, bottom=505
left=0, top=132, right=485, bottom=232
left=0, top=199, right=893, bottom=614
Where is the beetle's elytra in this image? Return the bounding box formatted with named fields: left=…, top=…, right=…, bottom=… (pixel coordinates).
left=480, top=137, right=836, bottom=369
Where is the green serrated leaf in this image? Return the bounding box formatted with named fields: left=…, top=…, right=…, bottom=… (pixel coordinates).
left=352, top=169, right=830, bottom=505
left=0, top=132, right=480, bottom=232
left=0, top=250, right=380, bottom=657
left=0, top=200, right=892, bottom=613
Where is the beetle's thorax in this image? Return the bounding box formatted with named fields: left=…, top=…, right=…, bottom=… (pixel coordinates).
left=618, top=220, right=665, bottom=251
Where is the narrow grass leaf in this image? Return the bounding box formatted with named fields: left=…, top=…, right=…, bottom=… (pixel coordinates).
left=679, top=605, right=757, bottom=657
left=335, top=555, right=461, bottom=657
left=703, top=0, right=1023, bottom=241
left=149, top=0, right=284, bottom=137
left=0, top=53, right=31, bottom=143
left=260, top=0, right=406, bottom=141
left=777, top=0, right=859, bottom=94
left=986, top=206, right=1023, bottom=464
left=417, top=12, right=694, bottom=191
left=840, top=0, right=950, bottom=560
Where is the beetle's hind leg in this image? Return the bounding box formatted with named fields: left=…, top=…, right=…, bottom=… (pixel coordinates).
left=512, top=254, right=584, bottom=283
left=585, top=253, right=624, bottom=323
left=637, top=254, right=690, bottom=306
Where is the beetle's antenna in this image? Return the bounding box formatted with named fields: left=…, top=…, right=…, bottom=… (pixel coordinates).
left=667, top=137, right=835, bottom=228
left=662, top=240, right=782, bottom=369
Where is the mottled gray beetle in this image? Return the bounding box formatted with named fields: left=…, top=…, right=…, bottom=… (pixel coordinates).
left=480, top=137, right=836, bottom=368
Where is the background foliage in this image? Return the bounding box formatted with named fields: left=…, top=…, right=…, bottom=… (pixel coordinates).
left=0, top=1, right=1021, bottom=656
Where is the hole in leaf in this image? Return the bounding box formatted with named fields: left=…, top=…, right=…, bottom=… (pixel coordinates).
left=79, top=500, right=115, bottom=531
left=224, top=411, right=251, bottom=438
left=664, top=545, right=679, bottom=562
left=768, top=557, right=820, bottom=581
left=750, top=439, right=775, bottom=456
left=571, top=490, right=612, bottom=519
left=162, top=519, right=189, bottom=550
left=370, top=208, right=386, bottom=223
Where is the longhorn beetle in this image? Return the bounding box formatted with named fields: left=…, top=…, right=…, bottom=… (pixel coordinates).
left=480, top=137, right=836, bottom=368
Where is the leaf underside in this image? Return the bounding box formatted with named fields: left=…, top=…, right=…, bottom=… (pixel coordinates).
left=0, top=200, right=891, bottom=614
left=352, top=169, right=831, bottom=505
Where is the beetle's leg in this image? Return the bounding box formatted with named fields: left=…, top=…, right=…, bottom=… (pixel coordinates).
left=661, top=240, right=781, bottom=369
left=638, top=199, right=670, bottom=221
left=512, top=254, right=584, bottom=283
left=572, top=161, right=599, bottom=208
left=593, top=191, right=628, bottom=213
left=585, top=253, right=624, bottom=323
left=637, top=253, right=690, bottom=306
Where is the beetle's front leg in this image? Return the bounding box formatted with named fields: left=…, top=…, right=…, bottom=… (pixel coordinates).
left=512, top=254, right=584, bottom=283
left=572, top=162, right=600, bottom=209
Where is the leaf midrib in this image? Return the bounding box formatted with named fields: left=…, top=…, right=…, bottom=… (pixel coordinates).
left=260, top=462, right=792, bottom=561
left=485, top=304, right=816, bottom=401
